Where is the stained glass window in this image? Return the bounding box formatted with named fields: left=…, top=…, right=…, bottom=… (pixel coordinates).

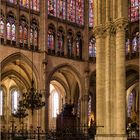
left=89, top=37, right=96, bottom=57
left=77, top=99, right=80, bottom=117
left=11, top=89, right=20, bottom=114
left=30, top=28, right=33, bottom=45
left=7, top=22, right=11, bottom=40
left=67, top=0, right=76, bottom=22
left=7, top=15, right=16, bottom=41
left=57, top=29, right=64, bottom=54
left=48, top=0, right=56, bottom=16
left=88, top=96, right=92, bottom=117
left=57, top=0, right=66, bottom=19
left=30, top=20, right=38, bottom=49
left=19, top=18, right=28, bottom=45
left=8, top=0, right=17, bottom=4
left=67, top=31, right=74, bottom=57
left=0, top=14, right=4, bottom=38
left=126, top=38, right=131, bottom=54
left=127, top=91, right=136, bottom=117
left=132, top=32, right=139, bottom=53
left=76, top=0, right=84, bottom=25
left=19, top=25, right=23, bottom=43
left=48, top=27, right=55, bottom=51
left=30, top=0, right=40, bottom=11
left=11, top=24, right=16, bottom=41
left=34, top=30, right=38, bottom=47
left=19, top=0, right=29, bottom=8
left=76, top=33, right=82, bottom=59
left=0, top=89, right=4, bottom=116
left=89, top=0, right=94, bottom=27
left=129, top=0, right=140, bottom=22
left=52, top=91, right=59, bottom=117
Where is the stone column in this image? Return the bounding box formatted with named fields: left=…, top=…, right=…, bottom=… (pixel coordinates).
left=64, top=33, right=67, bottom=56
left=94, top=25, right=105, bottom=137
left=115, top=19, right=127, bottom=138
left=39, top=0, right=48, bottom=132
left=104, top=24, right=112, bottom=134
left=80, top=94, right=89, bottom=125
left=83, top=0, right=89, bottom=61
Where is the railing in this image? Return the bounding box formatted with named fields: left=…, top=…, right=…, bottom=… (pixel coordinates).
left=0, top=125, right=95, bottom=140
left=127, top=128, right=139, bottom=140
left=1, top=126, right=139, bottom=140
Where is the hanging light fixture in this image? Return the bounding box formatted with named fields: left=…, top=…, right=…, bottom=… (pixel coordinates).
left=22, top=80, right=45, bottom=115
left=21, top=0, right=45, bottom=114
left=12, top=101, right=28, bottom=120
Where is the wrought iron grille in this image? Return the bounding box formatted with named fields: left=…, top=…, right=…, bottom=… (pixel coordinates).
left=0, top=125, right=95, bottom=140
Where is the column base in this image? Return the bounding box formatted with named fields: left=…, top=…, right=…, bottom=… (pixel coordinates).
left=95, top=134, right=127, bottom=140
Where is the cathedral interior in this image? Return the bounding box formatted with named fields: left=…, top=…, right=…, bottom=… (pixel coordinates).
left=0, top=0, right=139, bottom=140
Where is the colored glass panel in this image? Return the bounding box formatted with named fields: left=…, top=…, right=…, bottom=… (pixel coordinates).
left=132, top=32, right=139, bottom=53
left=76, top=0, right=84, bottom=25
left=7, top=16, right=16, bottom=41
left=57, top=0, right=66, bottom=19
left=8, top=0, right=17, bottom=4
left=7, top=22, right=11, bottom=40
left=48, top=29, right=55, bottom=50
left=89, top=37, right=96, bottom=57
left=11, top=24, right=16, bottom=41
left=89, top=0, right=94, bottom=27
left=76, top=34, right=82, bottom=57
left=48, top=0, right=56, bottom=16
left=129, top=0, right=140, bottom=22
left=57, top=31, right=64, bottom=52
left=20, top=0, right=29, bottom=8
left=0, top=16, right=4, bottom=38
left=126, top=38, right=131, bottom=54
left=67, top=32, right=73, bottom=57
left=0, top=90, right=3, bottom=116
left=67, top=0, right=76, bottom=22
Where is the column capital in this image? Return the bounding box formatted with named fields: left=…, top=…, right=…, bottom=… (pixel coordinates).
left=114, top=18, right=128, bottom=33
left=104, top=22, right=116, bottom=36
left=93, top=25, right=105, bottom=38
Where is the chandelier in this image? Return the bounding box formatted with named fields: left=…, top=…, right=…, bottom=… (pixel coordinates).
left=22, top=80, right=45, bottom=115
left=12, top=101, right=28, bottom=120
